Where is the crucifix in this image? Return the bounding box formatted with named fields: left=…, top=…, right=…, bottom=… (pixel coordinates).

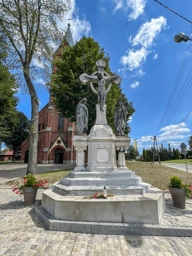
left=79, top=59, right=122, bottom=112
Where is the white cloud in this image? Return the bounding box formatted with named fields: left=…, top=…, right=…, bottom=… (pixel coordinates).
left=153, top=53, right=158, bottom=60
left=158, top=123, right=190, bottom=141
left=160, top=122, right=188, bottom=132
left=137, top=122, right=190, bottom=153
left=136, top=69, right=145, bottom=77
left=112, top=0, right=146, bottom=20
left=32, top=58, right=45, bottom=69
left=35, top=78, right=45, bottom=86
left=127, top=0, right=146, bottom=20
left=129, top=16, right=167, bottom=48
left=138, top=135, right=153, bottom=143
left=128, top=115, right=133, bottom=122
left=71, top=15, right=91, bottom=42
left=130, top=81, right=139, bottom=88
left=58, top=0, right=91, bottom=43
left=121, top=47, right=148, bottom=70
left=120, top=16, right=167, bottom=73
left=112, top=0, right=124, bottom=14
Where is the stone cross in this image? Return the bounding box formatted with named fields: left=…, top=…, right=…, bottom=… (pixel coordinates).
left=79, top=60, right=122, bottom=113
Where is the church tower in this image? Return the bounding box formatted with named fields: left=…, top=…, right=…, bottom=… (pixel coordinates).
left=21, top=24, right=76, bottom=164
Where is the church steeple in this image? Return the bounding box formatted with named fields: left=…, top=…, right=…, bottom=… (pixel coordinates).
left=63, top=23, right=74, bottom=47
left=54, top=23, right=74, bottom=58
left=50, top=24, right=74, bottom=102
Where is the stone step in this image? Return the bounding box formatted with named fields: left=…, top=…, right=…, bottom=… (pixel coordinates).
left=60, top=176, right=142, bottom=186
left=53, top=183, right=150, bottom=196
left=68, top=170, right=135, bottom=179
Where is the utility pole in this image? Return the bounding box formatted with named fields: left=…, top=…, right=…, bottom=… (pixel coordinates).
left=180, top=142, right=188, bottom=172
left=151, top=136, right=161, bottom=164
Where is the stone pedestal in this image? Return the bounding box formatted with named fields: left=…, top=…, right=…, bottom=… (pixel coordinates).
left=86, top=124, right=117, bottom=172
left=95, top=104, right=107, bottom=125
left=72, top=135, right=87, bottom=171
left=116, top=136, right=131, bottom=170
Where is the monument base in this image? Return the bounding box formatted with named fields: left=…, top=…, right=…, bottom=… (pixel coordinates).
left=53, top=170, right=150, bottom=196
left=36, top=187, right=165, bottom=232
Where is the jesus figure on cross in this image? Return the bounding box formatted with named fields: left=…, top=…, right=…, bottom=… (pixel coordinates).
left=79, top=59, right=121, bottom=111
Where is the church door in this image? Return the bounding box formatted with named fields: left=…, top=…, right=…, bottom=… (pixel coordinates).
left=55, top=149, right=63, bottom=164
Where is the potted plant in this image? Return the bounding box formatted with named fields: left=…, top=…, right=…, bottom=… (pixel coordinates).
left=12, top=174, right=48, bottom=206
left=169, top=176, right=192, bottom=209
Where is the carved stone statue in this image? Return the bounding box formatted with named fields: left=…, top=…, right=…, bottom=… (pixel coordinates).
left=76, top=98, right=88, bottom=134
left=114, top=98, right=128, bottom=135
left=79, top=60, right=121, bottom=111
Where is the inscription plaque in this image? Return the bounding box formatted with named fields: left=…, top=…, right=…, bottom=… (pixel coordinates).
left=97, top=149, right=109, bottom=163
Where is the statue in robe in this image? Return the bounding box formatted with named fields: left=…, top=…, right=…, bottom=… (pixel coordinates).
left=76, top=98, right=88, bottom=134
left=114, top=98, right=128, bottom=135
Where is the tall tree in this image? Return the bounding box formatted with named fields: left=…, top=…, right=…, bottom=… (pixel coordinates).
left=127, top=146, right=137, bottom=160
left=188, top=136, right=192, bottom=150
left=0, top=0, right=70, bottom=174
left=188, top=136, right=192, bottom=158
left=172, top=148, right=181, bottom=159
left=51, top=37, right=135, bottom=134
left=0, top=43, right=18, bottom=140
left=3, top=111, right=30, bottom=162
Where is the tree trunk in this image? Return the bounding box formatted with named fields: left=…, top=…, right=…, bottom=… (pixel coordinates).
left=24, top=67, right=39, bottom=175
left=12, top=147, right=15, bottom=163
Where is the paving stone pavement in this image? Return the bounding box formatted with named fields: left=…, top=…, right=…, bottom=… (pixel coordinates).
left=1, top=185, right=192, bottom=256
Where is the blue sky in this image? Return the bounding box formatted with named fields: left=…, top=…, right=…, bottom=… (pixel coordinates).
left=16, top=0, right=192, bottom=154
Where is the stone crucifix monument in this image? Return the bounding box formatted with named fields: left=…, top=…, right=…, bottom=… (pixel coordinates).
left=80, top=59, right=121, bottom=125
left=77, top=59, right=127, bottom=172
left=37, top=59, right=165, bottom=231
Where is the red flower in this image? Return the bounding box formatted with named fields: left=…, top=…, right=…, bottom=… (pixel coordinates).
left=93, top=192, right=98, bottom=199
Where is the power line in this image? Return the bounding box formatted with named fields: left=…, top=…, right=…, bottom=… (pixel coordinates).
left=181, top=109, right=192, bottom=123
left=164, top=69, right=192, bottom=125
left=162, top=68, right=192, bottom=127
left=154, top=0, right=192, bottom=24
left=160, top=109, right=192, bottom=146
left=157, top=42, right=192, bottom=130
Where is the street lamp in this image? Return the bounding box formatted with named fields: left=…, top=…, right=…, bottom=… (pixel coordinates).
left=174, top=32, right=192, bottom=43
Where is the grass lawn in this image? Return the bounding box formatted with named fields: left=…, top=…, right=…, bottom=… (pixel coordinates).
left=6, top=162, right=192, bottom=191
left=0, top=161, right=21, bottom=165
left=7, top=169, right=70, bottom=187
left=162, top=159, right=192, bottom=165
left=126, top=161, right=192, bottom=190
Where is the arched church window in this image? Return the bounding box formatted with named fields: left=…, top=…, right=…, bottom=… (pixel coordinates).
left=58, top=115, right=64, bottom=131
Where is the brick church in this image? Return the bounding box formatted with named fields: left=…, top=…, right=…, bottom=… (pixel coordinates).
left=21, top=25, right=76, bottom=164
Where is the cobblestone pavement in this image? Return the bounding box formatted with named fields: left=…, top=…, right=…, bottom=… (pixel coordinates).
left=1, top=185, right=192, bottom=256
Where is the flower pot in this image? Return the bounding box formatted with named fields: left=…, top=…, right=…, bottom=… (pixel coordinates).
left=169, top=187, right=186, bottom=209
left=22, top=187, right=38, bottom=206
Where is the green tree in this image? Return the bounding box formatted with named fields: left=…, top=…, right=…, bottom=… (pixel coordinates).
left=159, top=144, right=169, bottom=161
left=142, top=149, right=147, bottom=161
left=188, top=136, right=192, bottom=149
left=172, top=148, right=180, bottom=159
left=168, top=143, right=172, bottom=160
left=51, top=37, right=135, bottom=134
left=142, top=148, right=153, bottom=161
left=3, top=111, right=30, bottom=162
left=0, top=44, right=18, bottom=140
left=128, top=146, right=136, bottom=160
left=188, top=136, right=192, bottom=158
left=0, top=0, right=70, bottom=174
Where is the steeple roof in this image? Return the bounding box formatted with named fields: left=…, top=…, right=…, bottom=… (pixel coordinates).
left=63, top=23, right=74, bottom=47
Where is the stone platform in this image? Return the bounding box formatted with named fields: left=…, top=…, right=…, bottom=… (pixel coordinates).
left=36, top=186, right=165, bottom=232
left=53, top=170, right=151, bottom=196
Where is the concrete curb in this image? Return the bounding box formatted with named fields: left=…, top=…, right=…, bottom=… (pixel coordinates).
left=35, top=206, right=192, bottom=237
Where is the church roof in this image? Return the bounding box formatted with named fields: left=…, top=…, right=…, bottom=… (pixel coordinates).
left=63, top=23, right=74, bottom=47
